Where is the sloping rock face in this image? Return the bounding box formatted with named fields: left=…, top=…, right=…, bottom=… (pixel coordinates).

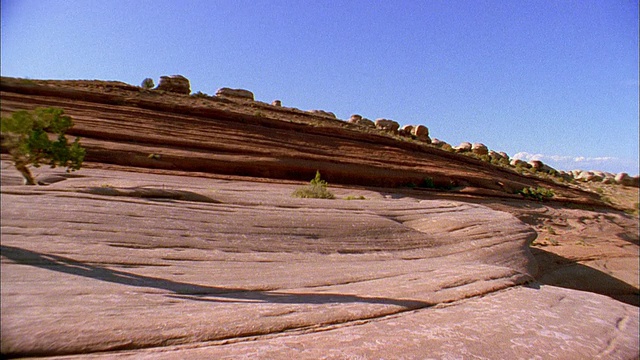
left=155, top=75, right=190, bottom=94
left=1, top=163, right=638, bottom=358
left=0, top=77, right=605, bottom=204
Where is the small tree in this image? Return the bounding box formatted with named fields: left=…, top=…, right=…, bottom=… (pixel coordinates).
left=1, top=107, right=85, bottom=185
left=141, top=78, right=155, bottom=89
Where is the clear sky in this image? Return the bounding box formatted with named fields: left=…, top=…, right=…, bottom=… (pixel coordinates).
left=2, top=0, right=638, bottom=174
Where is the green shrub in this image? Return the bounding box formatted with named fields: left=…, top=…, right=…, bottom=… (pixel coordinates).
left=1, top=107, right=85, bottom=185
left=419, top=177, right=435, bottom=189
left=141, top=78, right=154, bottom=89
left=191, top=91, right=210, bottom=99
left=518, top=186, right=554, bottom=201
left=292, top=171, right=335, bottom=199
left=344, top=195, right=366, bottom=200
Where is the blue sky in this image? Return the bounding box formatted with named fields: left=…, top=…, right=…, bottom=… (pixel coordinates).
left=2, top=0, right=638, bottom=174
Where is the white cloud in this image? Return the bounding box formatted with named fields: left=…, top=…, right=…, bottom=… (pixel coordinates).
left=512, top=152, right=637, bottom=174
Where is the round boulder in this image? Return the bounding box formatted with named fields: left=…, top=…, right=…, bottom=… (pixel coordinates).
left=454, top=142, right=472, bottom=153
left=472, top=143, right=489, bottom=156
left=412, top=125, right=429, bottom=139
left=510, top=158, right=530, bottom=168
left=615, top=172, right=633, bottom=186
left=349, top=114, right=363, bottom=123
left=375, top=118, right=400, bottom=133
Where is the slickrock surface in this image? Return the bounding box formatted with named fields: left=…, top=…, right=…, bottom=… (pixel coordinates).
left=2, top=163, right=638, bottom=358
left=1, top=77, right=638, bottom=358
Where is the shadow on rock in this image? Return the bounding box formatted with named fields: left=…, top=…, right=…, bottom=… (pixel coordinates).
left=530, top=247, right=639, bottom=307
left=0, top=245, right=429, bottom=309
left=79, top=186, right=220, bottom=203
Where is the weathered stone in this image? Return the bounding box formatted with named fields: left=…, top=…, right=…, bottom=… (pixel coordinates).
left=431, top=138, right=448, bottom=147
left=472, top=143, right=489, bottom=156
left=216, top=87, right=255, bottom=101
left=272, top=100, right=282, bottom=107
left=1, top=164, right=637, bottom=359
left=310, top=110, right=337, bottom=118
left=510, top=158, right=530, bottom=168
left=454, top=142, right=472, bottom=153
left=528, top=160, right=544, bottom=170
left=412, top=125, right=429, bottom=139
left=349, top=114, right=363, bottom=123
left=615, top=173, right=632, bottom=186
left=155, top=75, right=191, bottom=94
left=375, top=118, right=400, bottom=132
left=489, top=150, right=503, bottom=160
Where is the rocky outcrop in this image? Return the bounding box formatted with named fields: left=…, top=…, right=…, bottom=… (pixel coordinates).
left=615, top=173, right=632, bottom=186
left=454, top=142, right=472, bottom=153
left=216, top=87, right=255, bottom=101
left=272, top=100, right=282, bottom=107
left=348, top=115, right=375, bottom=128
left=431, top=138, right=448, bottom=148
left=412, top=125, right=430, bottom=143
left=399, top=125, right=413, bottom=138
left=155, top=75, right=191, bottom=95
left=402, top=125, right=414, bottom=133
left=472, top=143, right=489, bottom=156
left=310, top=110, right=337, bottom=118
left=375, top=118, right=400, bottom=133
left=510, top=158, right=530, bottom=168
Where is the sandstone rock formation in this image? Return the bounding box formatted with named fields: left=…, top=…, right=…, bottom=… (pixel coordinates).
left=272, top=100, right=282, bottom=107
left=616, top=173, right=632, bottom=186
left=348, top=114, right=375, bottom=128
left=431, top=138, right=448, bottom=148
left=489, top=150, right=503, bottom=159
left=412, top=125, right=430, bottom=143
left=1, top=77, right=638, bottom=358
left=472, top=143, right=489, bottom=156
left=215, top=87, right=255, bottom=101
left=375, top=118, right=400, bottom=132
left=155, top=75, right=191, bottom=94
left=1, top=163, right=637, bottom=358
left=310, top=109, right=337, bottom=118
left=510, top=158, right=530, bottom=168
left=454, top=142, right=472, bottom=152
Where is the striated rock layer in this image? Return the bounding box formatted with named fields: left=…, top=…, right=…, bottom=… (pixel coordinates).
left=1, top=163, right=638, bottom=358
left=0, top=77, right=602, bottom=204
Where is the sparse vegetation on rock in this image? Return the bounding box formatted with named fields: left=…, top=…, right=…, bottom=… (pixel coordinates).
left=1, top=107, right=85, bottom=185
left=141, top=78, right=155, bottom=89
left=518, top=186, right=555, bottom=201
left=292, top=171, right=335, bottom=199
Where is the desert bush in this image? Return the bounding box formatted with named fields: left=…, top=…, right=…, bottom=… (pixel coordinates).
left=1, top=107, right=85, bottom=185
left=141, top=78, right=154, bottom=89
left=420, top=177, right=435, bottom=189
left=292, top=171, right=335, bottom=199
left=191, top=91, right=211, bottom=99
left=518, top=186, right=554, bottom=201
left=344, top=195, right=366, bottom=200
